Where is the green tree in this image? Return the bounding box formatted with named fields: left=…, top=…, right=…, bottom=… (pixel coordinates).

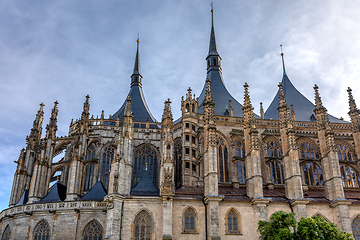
left=258, top=211, right=354, bottom=240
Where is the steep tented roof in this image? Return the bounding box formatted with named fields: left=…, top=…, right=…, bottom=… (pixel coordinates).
left=131, top=170, right=159, bottom=196
left=265, top=74, right=346, bottom=123
left=15, top=188, right=29, bottom=206
left=81, top=180, right=107, bottom=201
left=198, top=71, right=244, bottom=117
left=111, top=40, right=156, bottom=122
left=38, top=182, right=66, bottom=203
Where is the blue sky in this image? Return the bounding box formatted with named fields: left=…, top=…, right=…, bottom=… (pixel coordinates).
left=1, top=0, right=360, bottom=211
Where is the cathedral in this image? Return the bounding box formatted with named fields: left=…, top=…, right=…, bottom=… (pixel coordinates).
left=1, top=9, right=360, bottom=240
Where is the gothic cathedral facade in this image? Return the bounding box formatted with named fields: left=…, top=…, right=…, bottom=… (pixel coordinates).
left=1, top=10, right=360, bottom=240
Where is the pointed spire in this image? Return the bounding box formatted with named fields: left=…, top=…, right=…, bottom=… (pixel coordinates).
left=131, top=37, right=142, bottom=87
left=207, top=3, right=220, bottom=58
left=81, top=95, right=90, bottom=121
left=347, top=87, right=359, bottom=114
left=27, top=103, right=44, bottom=145
left=260, top=102, right=264, bottom=119
left=280, top=45, right=287, bottom=76
left=243, top=83, right=252, bottom=109
left=45, top=101, right=58, bottom=140
left=229, top=100, right=233, bottom=117
left=314, top=84, right=324, bottom=111
left=124, top=96, right=132, bottom=117
left=162, top=98, right=173, bottom=121
left=278, top=82, right=287, bottom=107
left=33, top=103, right=45, bottom=130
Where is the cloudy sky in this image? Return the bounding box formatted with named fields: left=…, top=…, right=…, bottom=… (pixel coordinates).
left=1, top=0, right=360, bottom=210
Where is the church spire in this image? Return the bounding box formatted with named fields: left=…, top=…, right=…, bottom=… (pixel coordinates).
left=206, top=4, right=222, bottom=74
left=45, top=101, right=58, bottom=140
left=131, top=37, right=142, bottom=87
left=280, top=45, right=287, bottom=76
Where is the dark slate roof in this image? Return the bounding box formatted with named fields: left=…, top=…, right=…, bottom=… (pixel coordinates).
left=264, top=74, right=347, bottom=123
left=131, top=170, right=159, bottom=196
left=38, top=182, right=66, bottom=203
left=111, top=85, right=156, bottom=122
left=80, top=180, right=107, bottom=201
left=15, top=188, right=29, bottom=206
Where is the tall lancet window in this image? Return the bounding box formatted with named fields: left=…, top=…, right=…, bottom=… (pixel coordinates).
left=132, top=144, right=159, bottom=188
left=264, top=139, right=284, bottom=184
left=134, top=210, right=153, bottom=240
left=174, top=138, right=183, bottom=189
left=337, top=142, right=356, bottom=162
left=33, top=220, right=50, bottom=240
left=301, top=162, right=324, bottom=186
left=340, top=165, right=360, bottom=188
left=101, top=145, right=115, bottom=190
left=217, top=136, right=229, bottom=183
left=84, top=143, right=97, bottom=191
left=236, top=141, right=246, bottom=184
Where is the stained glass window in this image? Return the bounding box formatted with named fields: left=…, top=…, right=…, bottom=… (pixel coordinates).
left=227, top=209, right=239, bottom=234
left=301, top=162, right=324, bottom=186
left=33, top=220, right=50, bottom=240
left=132, top=145, right=158, bottom=188
left=1, top=225, right=10, bottom=240
left=184, top=208, right=196, bottom=232
left=236, top=141, right=245, bottom=158
left=269, top=161, right=284, bottom=184
left=86, top=143, right=96, bottom=160
left=217, top=137, right=229, bottom=182
left=352, top=216, right=360, bottom=240
left=83, top=220, right=103, bottom=240
left=101, top=145, right=115, bottom=190
left=134, top=210, right=152, bottom=240
left=340, top=164, right=360, bottom=188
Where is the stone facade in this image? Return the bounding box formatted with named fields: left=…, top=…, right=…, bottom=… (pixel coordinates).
left=1, top=10, right=360, bottom=240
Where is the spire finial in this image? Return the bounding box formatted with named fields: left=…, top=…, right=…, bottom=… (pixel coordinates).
left=314, top=84, right=323, bottom=109
left=347, top=87, right=358, bottom=113
left=207, top=3, right=219, bottom=58
left=260, top=102, right=264, bottom=119
left=211, top=2, right=214, bottom=25
left=280, top=45, right=287, bottom=76
left=131, top=36, right=142, bottom=86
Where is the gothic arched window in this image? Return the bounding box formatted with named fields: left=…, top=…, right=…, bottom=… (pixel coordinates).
left=83, top=220, right=103, bottom=240
left=352, top=216, right=360, bottom=240
left=184, top=208, right=196, bottom=232
left=227, top=209, right=240, bottom=234
left=84, top=164, right=95, bottom=191
left=337, top=142, right=356, bottom=162
left=101, top=145, right=115, bottom=190
left=132, top=144, right=159, bottom=188
left=33, top=220, right=50, bottom=240
left=86, top=143, right=96, bottom=160
left=266, top=141, right=282, bottom=158
left=134, top=210, right=153, bottom=240
left=298, top=141, right=320, bottom=159
left=301, top=162, right=324, bottom=186
left=340, top=164, right=360, bottom=188
left=269, top=160, right=284, bottom=184
left=217, top=137, right=229, bottom=182
left=1, top=225, right=10, bottom=240
left=236, top=141, right=245, bottom=158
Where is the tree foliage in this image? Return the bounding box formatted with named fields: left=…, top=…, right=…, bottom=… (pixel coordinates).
left=258, top=211, right=353, bottom=240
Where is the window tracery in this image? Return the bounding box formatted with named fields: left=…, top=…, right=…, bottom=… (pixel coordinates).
left=1, top=225, right=10, bottom=240
left=134, top=210, right=153, bottom=240
left=236, top=141, right=246, bottom=184
left=132, top=144, right=158, bottom=188
left=301, top=161, right=324, bottom=186
left=101, top=145, right=115, bottom=190
left=227, top=209, right=240, bottom=234
left=184, top=208, right=196, bottom=232
left=269, top=160, right=284, bottom=184
left=337, top=142, right=356, bottom=162
left=217, top=136, right=229, bottom=182
left=83, top=220, right=103, bottom=240
left=86, top=143, right=96, bottom=160
left=265, top=141, right=282, bottom=158
left=353, top=215, right=360, bottom=240
left=33, top=220, right=50, bottom=240
left=340, top=164, right=360, bottom=188
left=298, top=140, right=319, bottom=159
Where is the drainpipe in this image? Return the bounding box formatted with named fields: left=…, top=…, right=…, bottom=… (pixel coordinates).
left=201, top=197, right=208, bottom=240
left=120, top=200, right=124, bottom=240
left=287, top=198, right=294, bottom=213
